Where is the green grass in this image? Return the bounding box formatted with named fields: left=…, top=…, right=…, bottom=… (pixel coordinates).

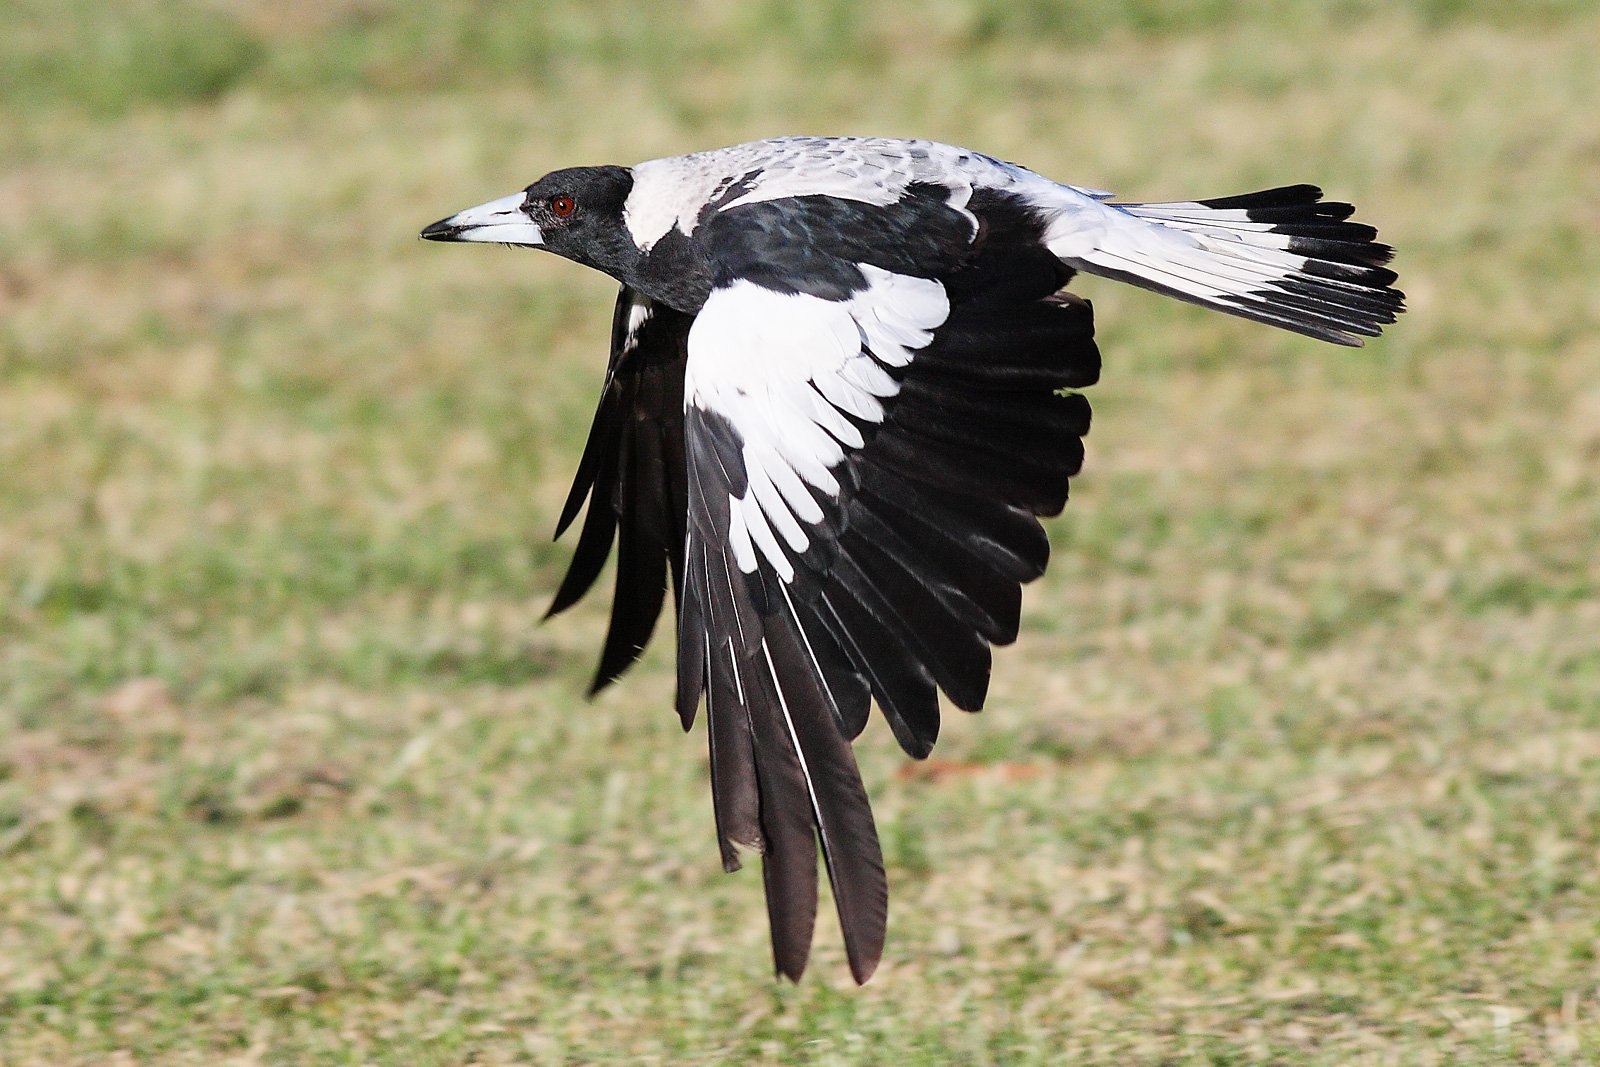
left=3, top=1, right=1600, bottom=1062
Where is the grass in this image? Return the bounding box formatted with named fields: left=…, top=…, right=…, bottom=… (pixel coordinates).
left=3, top=0, right=1600, bottom=1062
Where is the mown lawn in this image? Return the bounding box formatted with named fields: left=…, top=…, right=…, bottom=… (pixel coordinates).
left=2, top=2, right=1599, bottom=1063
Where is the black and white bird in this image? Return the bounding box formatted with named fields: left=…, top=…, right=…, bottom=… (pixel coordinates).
left=421, top=136, right=1402, bottom=984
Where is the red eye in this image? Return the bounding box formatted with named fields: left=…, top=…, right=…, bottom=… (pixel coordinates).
left=550, top=195, right=576, bottom=218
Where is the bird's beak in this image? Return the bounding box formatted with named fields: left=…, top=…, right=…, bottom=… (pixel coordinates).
left=420, top=192, right=545, bottom=245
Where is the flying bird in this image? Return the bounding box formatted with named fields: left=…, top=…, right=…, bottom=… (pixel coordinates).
left=421, top=136, right=1402, bottom=984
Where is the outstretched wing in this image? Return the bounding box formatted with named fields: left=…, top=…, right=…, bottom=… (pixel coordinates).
left=546, top=285, right=693, bottom=694
left=676, top=188, right=1100, bottom=983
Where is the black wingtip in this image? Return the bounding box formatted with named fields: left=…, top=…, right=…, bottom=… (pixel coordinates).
left=848, top=949, right=882, bottom=985
left=763, top=853, right=819, bottom=985
left=775, top=956, right=807, bottom=983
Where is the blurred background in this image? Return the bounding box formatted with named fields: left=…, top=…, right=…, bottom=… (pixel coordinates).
left=2, top=1, right=1598, bottom=1063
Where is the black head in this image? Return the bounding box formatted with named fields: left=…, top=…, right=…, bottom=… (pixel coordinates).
left=421, top=165, right=642, bottom=281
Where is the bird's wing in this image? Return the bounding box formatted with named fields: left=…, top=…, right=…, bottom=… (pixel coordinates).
left=546, top=285, right=693, bottom=694
left=678, top=187, right=1100, bottom=983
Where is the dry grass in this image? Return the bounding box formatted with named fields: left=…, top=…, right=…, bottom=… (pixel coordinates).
left=3, top=2, right=1600, bottom=1063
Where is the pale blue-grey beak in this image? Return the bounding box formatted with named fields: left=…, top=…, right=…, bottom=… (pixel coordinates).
left=420, top=192, right=544, bottom=245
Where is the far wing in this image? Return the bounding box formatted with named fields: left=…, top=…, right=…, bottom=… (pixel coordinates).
left=546, top=285, right=693, bottom=694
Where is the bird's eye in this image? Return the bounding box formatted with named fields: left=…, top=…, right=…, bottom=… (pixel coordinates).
left=550, top=195, right=577, bottom=218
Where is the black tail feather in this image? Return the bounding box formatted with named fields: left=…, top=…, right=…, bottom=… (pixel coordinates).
left=1072, top=185, right=1405, bottom=346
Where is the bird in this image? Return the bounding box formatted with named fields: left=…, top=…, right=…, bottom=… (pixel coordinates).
left=420, top=135, right=1402, bottom=984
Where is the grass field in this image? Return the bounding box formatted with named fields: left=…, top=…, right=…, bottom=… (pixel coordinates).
left=3, top=1, right=1600, bottom=1063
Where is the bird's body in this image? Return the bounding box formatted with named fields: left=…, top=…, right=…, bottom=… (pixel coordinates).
left=422, top=136, right=1402, bottom=983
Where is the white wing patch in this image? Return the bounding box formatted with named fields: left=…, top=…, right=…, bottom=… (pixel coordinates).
left=685, top=268, right=949, bottom=581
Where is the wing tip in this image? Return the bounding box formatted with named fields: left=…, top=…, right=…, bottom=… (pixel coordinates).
left=847, top=949, right=882, bottom=985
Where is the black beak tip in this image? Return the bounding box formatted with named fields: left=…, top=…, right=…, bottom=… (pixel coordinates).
left=420, top=217, right=461, bottom=242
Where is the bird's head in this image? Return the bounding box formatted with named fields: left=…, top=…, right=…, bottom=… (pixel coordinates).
left=421, top=165, right=640, bottom=276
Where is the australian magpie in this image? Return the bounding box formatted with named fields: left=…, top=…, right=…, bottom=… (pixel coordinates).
left=421, top=135, right=1402, bottom=984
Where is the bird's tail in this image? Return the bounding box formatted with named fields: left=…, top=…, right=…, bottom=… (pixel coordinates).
left=1046, top=185, right=1404, bottom=346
